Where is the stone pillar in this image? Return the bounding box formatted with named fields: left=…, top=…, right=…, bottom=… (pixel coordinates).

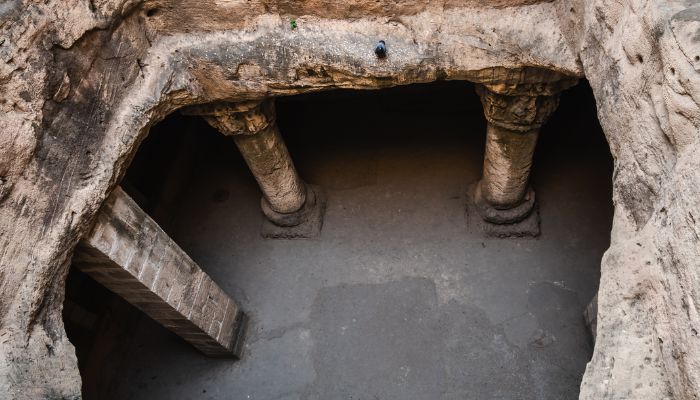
left=187, top=99, right=325, bottom=238
left=472, top=84, right=560, bottom=229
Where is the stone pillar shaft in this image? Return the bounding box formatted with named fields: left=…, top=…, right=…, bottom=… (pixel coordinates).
left=199, top=99, right=306, bottom=216
left=474, top=84, right=560, bottom=224
left=186, top=99, right=326, bottom=237
left=233, top=125, right=306, bottom=214
left=481, top=123, right=539, bottom=208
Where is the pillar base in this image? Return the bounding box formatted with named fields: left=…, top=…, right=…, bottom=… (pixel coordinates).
left=261, top=184, right=326, bottom=239
left=473, top=180, right=536, bottom=224
left=467, top=183, right=540, bottom=238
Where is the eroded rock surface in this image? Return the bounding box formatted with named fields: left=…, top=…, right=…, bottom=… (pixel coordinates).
left=0, top=0, right=698, bottom=399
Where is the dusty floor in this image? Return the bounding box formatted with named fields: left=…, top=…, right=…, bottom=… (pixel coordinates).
left=70, top=81, right=613, bottom=400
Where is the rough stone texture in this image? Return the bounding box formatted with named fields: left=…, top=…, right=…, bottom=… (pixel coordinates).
left=0, top=0, right=699, bottom=399
left=571, top=2, right=700, bottom=398
left=73, top=187, right=246, bottom=357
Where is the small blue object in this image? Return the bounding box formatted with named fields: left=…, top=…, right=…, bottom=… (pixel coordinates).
left=374, top=40, right=387, bottom=58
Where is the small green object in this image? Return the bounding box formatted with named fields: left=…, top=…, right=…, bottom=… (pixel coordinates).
left=290, top=19, right=297, bottom=29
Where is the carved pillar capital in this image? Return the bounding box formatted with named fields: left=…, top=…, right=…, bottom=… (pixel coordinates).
left=475, top=84, right=559, bottom=132
left=183, top=99, right=276, bottom=136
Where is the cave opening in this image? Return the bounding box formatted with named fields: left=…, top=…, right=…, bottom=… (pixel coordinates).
left=64, top=79, right=613, bottom=399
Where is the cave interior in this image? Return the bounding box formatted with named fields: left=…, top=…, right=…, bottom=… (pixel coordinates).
left=64, top=79, right=613, bottom=400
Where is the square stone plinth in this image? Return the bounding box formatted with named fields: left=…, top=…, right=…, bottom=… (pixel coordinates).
left=261, top=184, right=326, bottom=239
left=466, top=183, right=540, bottom=238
